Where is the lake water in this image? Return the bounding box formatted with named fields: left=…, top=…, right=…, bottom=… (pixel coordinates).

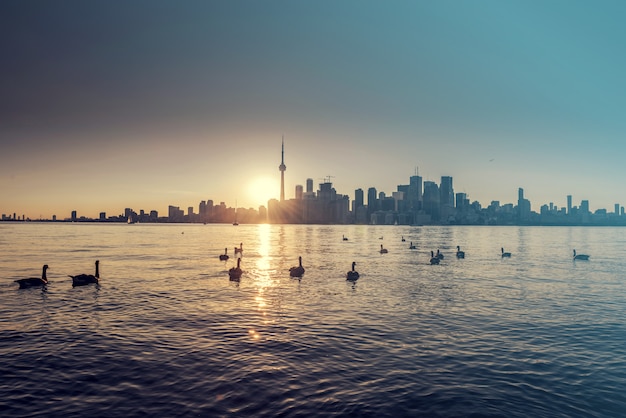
left=1, top=223, right=625, bottom=417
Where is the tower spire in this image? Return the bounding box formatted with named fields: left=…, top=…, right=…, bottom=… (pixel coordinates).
left=279, top=135, right=286, bottom=202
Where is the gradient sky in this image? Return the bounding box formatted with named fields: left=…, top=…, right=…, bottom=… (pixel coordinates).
left=2, top=0, right=626, bottom=219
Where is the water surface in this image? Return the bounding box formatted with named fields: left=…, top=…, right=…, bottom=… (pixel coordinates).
left=1, top=223, right=625, bottom=417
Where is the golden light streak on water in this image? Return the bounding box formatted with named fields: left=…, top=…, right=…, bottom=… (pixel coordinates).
left=254, top=224, right=275, bottom=328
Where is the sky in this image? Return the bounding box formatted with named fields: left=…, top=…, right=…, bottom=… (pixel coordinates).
left=2, top=0, right=626, bottom=219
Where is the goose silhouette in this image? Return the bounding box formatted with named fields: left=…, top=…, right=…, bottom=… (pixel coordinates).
left=573, top=249, right=590, bottom=260
left=456, top=246, right=465, bottom=259
left=229, top=258, right=242, bottom=280
left=289, top=256, right=305, bottom=277
left=346, top=262, right=359, bottom=281
left=15, top=264, right=49, bottom=288
left=219, top=248, right=229, bottom=261
left=70, top=260, right=99, bottom=287
left=501, top=248, right=511, bottom=258
left=430, top=251, right=440, bottom=265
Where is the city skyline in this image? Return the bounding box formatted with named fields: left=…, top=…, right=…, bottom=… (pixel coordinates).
left=3, top=157, right=621, bottom=225
left=3, top=1, right=626, bottom=219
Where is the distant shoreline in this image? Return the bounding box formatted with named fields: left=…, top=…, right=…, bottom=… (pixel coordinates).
left=2, top=220, right=626, bottom=227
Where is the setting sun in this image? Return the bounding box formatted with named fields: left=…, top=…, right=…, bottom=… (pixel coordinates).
left=247, top=176, right=279, bottom=207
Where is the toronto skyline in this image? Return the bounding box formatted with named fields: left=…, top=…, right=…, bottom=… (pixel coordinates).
left=2, top=1, right=626, bottom=220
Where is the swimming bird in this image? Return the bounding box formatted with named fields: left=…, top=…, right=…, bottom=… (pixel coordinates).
left=380, top=244, right=388, bottom=254
left=430, top=251, right=440, bottom=265
left=573, top=249, right=590, bottom=260
left=343, top=235, right=348, bottom=241
left=401, top=236, right=406, bottom=242
left=70, top=260, right=99, bottom=287
left=409, top=241, right=416, bottom=249
left=219, top=248, right=229, bottom=261
left=501, top=248, right=511, bottom=258
left=234, top=242, right=243, bottom=255
left=436, top=249, right=444, bottom=259
left=15, top=264, right=49, bottom=288
left=346, top=262, right=359, bottom=281
left=289, top=256, right=305, bottom=277
left=229, top=258, right=242, bottom=280
left=456, top=245, right=465, bottom=259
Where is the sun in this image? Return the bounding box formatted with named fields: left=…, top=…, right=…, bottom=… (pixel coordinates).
left=247, top=176, right=279, bottom=207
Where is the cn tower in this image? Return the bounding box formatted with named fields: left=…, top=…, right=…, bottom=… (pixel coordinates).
left=279, top=136, right=286, bottom=202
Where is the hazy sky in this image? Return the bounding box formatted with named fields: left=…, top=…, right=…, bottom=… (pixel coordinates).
left=2, top=1, right=626, bottom=219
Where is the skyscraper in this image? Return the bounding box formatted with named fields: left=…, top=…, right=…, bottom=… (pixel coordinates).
left=279, top=137, right=286, bottom=202
left=422, top=181, right=440, bottom=220
left=367, top=187, right=378, bottom=213
left=567, top=195, right=572, bottom=215
left=440, top=176, right=454, bottom=208
left=518, top=187, right=531, bottom=222
left=408, top=175, right=422, bottom=211
left=354, top=188, right=364, bottom=209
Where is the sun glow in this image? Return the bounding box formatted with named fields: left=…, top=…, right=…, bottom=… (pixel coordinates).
left=247, top=176, right=279, bottom=207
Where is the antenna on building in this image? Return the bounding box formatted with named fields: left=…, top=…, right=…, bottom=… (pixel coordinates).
left=414, top=166, right=419, bottom=176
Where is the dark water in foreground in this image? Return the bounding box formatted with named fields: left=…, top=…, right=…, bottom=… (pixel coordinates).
left=1, top=223, right=625, bottom=417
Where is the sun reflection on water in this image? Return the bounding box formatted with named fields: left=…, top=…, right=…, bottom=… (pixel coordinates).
left=250, top=224, right=277, bottom=335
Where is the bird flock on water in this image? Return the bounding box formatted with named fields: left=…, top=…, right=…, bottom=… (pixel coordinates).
left=216, top=235, right=591, bottom=283
left=14, top=260, right=100, bottom=289
left=12, top=236, right=591, bottom=289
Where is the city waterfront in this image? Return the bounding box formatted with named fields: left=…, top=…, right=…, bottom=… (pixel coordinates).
left=1, top=223, right=625, bottom=417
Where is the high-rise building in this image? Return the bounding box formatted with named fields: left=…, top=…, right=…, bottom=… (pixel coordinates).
left=408, top=175, right=422, bottom=211
left=440, top=176, right=454, bottom=208
left=580, top=200, right=590, bottom=214
left=567, top=195, right=572, bottom=215
left=354, top=188, right=364, bottom=209
left=456, top=192, right=469, bottom=211
left=422, top=181, right=440, bottom=220
left=518, top=188, right=531, bottom=221
left=353, top=188, right=367, bottom=224
left=306, top=178, right=313, bottom=193
left=295, top=185, right=303, bottom=200
left=367, top=187, right=378, bottom=213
